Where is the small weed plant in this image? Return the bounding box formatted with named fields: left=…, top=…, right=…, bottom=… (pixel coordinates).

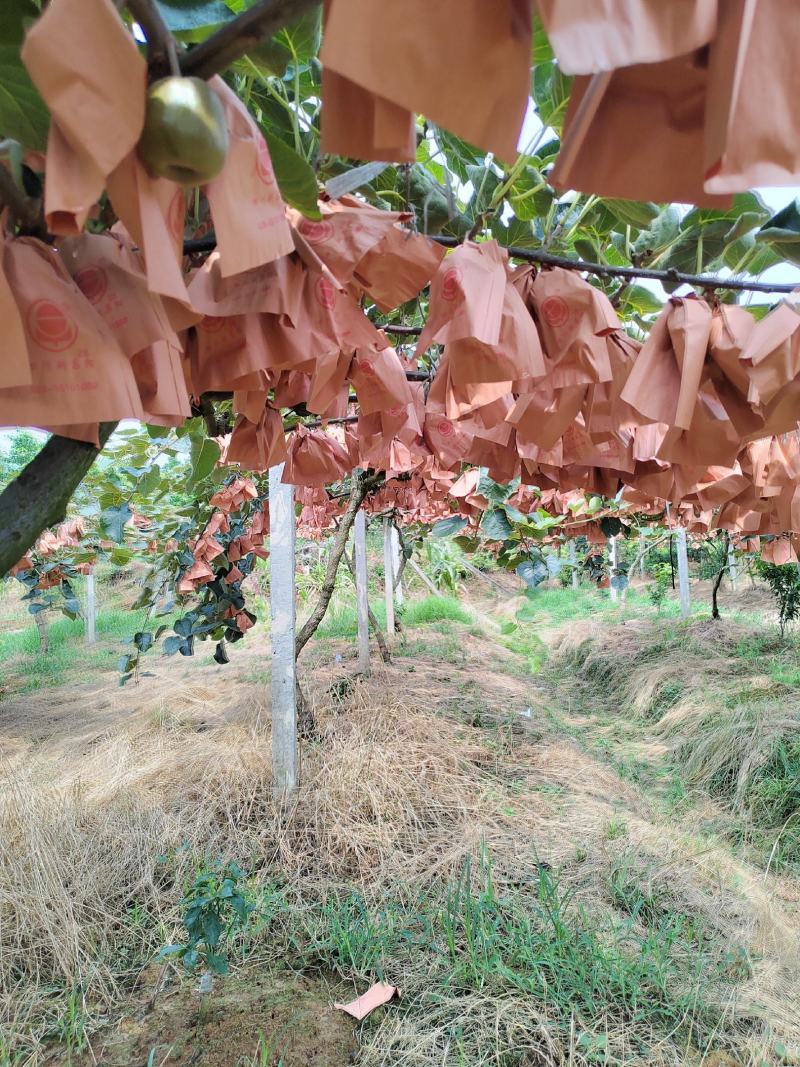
left=647, top=562, right=672, bottom=611
left=756, top=560, right=800, bottom=637
left=159, top=860, right=253, bottom=976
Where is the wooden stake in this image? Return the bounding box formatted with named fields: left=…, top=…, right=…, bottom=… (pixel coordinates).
left=354, top=509, right=370, bottom=674
left=269, top=463, right=297, bottom=798
left=408, top=557, right=440, bottom=597
left=85, top=569, right=97, bottom=645
left=639, top=533, right=646, bottom=578
left=728, top=543, right=738, bottom=591
left=676, top=527, right=691, bottom=619
left=383, top=517, right=395, bottom=641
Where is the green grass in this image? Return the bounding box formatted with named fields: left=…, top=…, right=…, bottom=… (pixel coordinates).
left=315, top=595, right=471, bottom=639
left=240, top=851, right=728, bottom=1064
left=0, top=607, right=159, bottom=692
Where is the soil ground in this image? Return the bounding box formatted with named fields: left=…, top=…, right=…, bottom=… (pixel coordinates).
left=2, top=574, right=799, bottom=1066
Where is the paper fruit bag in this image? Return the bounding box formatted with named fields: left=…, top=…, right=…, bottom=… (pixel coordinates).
left=0, top=234, right=31, bottom=388
left=536, top=0, right=717, bottom=74
left=22, top=0, right=145, bottom=234
left=0, top=238, right=143, bottom=428
left=704, top=0, right=800, bottom=192
left=107, top=154, right=190, bottom=306
left=206, top=79, right=294, bottom=277
left=552, top=56, right=730, bottom=208
left=321, top=0, right=531, bottom=162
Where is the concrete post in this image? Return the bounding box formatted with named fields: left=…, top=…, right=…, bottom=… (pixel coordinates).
left=85, top=569, right=97, bottom=645
left=609, top=537, right=619, bottom=602
left=569, top=539, right=579, bottom=589
left=354, top=509, right=370, bottom=673
left=269, top=464, right=297, bottom=798
left=676, top=527, right=691, bottom=619
left=383, top=517, right=395, bottom=640
left=391, top=523, right=403, bottom=606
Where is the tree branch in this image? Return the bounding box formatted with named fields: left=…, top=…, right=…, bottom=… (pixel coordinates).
left=126, top=0, right=180, bottom=79
left=711, top=531, right=730, bottom=620
left=430, top=236, right=798, bottom=296
left=183, top=233, right=798, bottom=296
left=0, top=423, right=117, bottom=578
left=393, top=520, right=409, bottom=592
left=295, top=469, right=377, bottom=658
left=180, top=0, right=320, bottom=80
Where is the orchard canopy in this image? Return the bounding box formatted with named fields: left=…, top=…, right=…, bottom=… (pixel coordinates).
left=2, top=0, right=800, bottom=672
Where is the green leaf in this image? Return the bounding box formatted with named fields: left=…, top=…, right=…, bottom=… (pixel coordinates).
left=163, top=635, right=185, bottom=656
left=263, top=130, right=320, bottom=218
left=531, top=62, right=572, bottom=133
left=466, top=163, right=501, bottom=214
left=481, top=508, right=513, bottom=541
left=274, top=7, right=322, bottom=62
left=431, top=516, right=468, bottom=538
left=631, top=205, right=681, bottom=257
left=154, top=0, right=234, bottom=31
left=477, top=471, right=515, bottom=505
left=758, top=197, right=800, bottom=240
left=0, top=0, right=50, bottom=150
left=602, top=199, right=660, bottom=230
left=516, top=559, right=549, bottom=588
left=600, top=516, right=624, bottom=537
left=110, top=547, right=134, bottom=566
left=100, top=502, right=132, bottom=543
left=509, top=167, right=555, bottom=222
left=134, top=631, right=153, bottom=652
left=205, top=951, right=229, bottom=975
left=619, top=284, right=663, bottom=317
left=189, top=437, right=220, bottom=486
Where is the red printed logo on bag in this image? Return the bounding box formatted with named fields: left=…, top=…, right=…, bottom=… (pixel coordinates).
left=357, top=357, right=376, bottom=377
left=437, top=418, right=454, bottom=437
left=27, top=300, right=78, bottom=352
left=168, top=190, right=186, bottom=241
left=315, top=276, right=337, bottom=310
left=299, top=219, right=334, bottom=244
left=255, top=137, right=275, bottom=185
left=540, top=295, right=570, bottom=328
left=74, top=266, right=108, bottom=304
left=386, top=405, right=405, bottom=417
left=441, top=267, right=462, bottom=301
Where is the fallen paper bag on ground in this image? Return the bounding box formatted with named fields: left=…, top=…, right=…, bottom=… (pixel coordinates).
left=334, top=982, right=399, bottom=1021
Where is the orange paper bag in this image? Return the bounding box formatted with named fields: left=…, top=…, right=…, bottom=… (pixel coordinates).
left=206, top=79, right=294, bottom=277
left=536, top=0, right=717, bottom=74
left=282, top=425, right=351, bottom=487
left=0, top=233, right=31, bottom=388
left=107, top=155, right=190, bottom=305
left=704, top=0, right=800, bottom=193
left=621, top=297, right=713, bottom=430
left=0, top=237, right=143, bottom=431
left=22, top=0, right=146, bottom=234
left=353, top=223, right=446, bottom=313
left=321, top=0, right=531, bottom=163
left=530, top=267, right=619, bottom=385
left=551, top=56, right=730, bottom=208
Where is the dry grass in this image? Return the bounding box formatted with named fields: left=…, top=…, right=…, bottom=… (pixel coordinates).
left=1, top=622, right=800, bottom=1064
